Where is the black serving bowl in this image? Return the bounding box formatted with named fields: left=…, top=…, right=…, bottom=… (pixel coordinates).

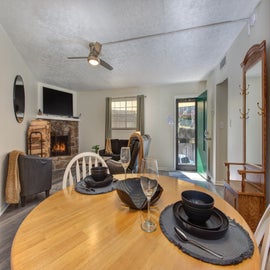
left=181, top=190, right=214, bottom=209
left=115, top=178, right=163, bottom=210
left=181, top=190, right=214, bottom=224
left=91, top=166, right=108, bottom=182
left=182, top=203, right=213, bottom=224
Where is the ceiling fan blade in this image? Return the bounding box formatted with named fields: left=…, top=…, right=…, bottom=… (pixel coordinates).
left=67, top=56, right=87, bottom=59
left=99, top=59, right=113, bottom=70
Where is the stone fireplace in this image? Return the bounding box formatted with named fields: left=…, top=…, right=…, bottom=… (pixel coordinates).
left=51, top=134, right=70, bottom=156
left=27, top=118, right=79, bottom=182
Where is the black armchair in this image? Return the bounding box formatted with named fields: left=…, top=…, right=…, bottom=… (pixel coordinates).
left=99, top=139, right=129, bottom=161
left=106, top=133, right=151, bottom=175
left=18, top=155, right=52, bottom=206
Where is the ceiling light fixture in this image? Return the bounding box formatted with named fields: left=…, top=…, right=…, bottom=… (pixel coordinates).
left=88, top=55, right=100, bottom=66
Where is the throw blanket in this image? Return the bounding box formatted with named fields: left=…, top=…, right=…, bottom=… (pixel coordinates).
left=5, top=150, right=25, bottom=204
left=105, top=138, right=112, bottom=155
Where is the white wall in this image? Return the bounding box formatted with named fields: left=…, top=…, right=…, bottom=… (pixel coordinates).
left=1, top=0, right=270, bottom=215
left=215, top=79, right=228, bottom=184
left=207, top=0, right=270, bottom=200
left=77, top=82, right=206, bottom=170
left=0, top=25, right=38, bottom=214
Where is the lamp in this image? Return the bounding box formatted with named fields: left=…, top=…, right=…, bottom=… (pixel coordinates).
left=88, top=55, right=100, bottom=66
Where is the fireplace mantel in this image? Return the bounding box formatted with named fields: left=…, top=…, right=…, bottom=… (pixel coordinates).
left=36, top=115, right=80, bottom=122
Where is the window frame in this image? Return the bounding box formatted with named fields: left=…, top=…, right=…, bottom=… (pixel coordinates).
left=111, top=96, right=137, bottom=130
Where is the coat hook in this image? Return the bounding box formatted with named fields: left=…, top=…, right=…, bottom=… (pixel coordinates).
left=239, top=108, right=250, bottom=119
left=257, top=102, right=264, bottom=116
left=239, top=84, right=250, bottom=95
left=239, top=85, right=244, bottom=95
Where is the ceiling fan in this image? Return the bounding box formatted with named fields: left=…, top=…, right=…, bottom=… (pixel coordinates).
left=67, top=42, right=113, bottom=70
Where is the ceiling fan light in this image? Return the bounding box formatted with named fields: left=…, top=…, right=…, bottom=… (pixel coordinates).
left=88, top=56, right=100, bottom=66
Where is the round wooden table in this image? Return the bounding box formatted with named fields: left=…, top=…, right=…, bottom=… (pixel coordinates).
left=11, top=175, right=260, bottom=270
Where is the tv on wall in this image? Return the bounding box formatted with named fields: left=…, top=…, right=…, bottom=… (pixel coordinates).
left=43, top=87, right=73, bottom=117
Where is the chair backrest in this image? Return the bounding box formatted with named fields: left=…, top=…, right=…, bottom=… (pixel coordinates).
left=254, top=203, right=270, bottom=270
left=128, top=133, right=143, bottom=173
left=142, top=134, right=151, bottom=158
left=19, top=155, right=52, bottom=194
left=62, top=152, right=108, bottom=189
left=127, top=133, right=151, bottom=173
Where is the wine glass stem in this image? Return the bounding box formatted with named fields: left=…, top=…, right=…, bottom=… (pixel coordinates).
left=147, top=198, right=151, bottom=222
left=124, top=168, right=127, bottom=179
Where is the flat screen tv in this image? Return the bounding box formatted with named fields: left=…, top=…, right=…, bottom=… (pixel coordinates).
left=43, top=87, right=73, bottom=117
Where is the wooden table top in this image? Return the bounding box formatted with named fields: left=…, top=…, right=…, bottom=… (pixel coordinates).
left=11, top=175, right=260, bottom=270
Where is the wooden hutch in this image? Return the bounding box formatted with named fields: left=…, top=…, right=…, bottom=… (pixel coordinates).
left=224, top=41, right=267, bottom=232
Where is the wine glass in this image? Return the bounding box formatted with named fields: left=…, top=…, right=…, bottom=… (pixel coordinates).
left=140, top=158, right=159, bottom=232
left=120, top=147, right=131, bottom=179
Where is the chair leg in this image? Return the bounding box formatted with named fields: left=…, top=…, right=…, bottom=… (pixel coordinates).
left=21, top=196, right=26, bottom=207
left=260, top=223, right=270, bottom=270
left=45, top=190, right=50, bottom=198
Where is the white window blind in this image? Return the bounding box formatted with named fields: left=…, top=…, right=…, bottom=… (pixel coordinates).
left=111, top=97, right=137, bottom=129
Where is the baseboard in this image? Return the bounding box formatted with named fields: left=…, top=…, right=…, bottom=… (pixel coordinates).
left=159, top=167, right=174, bottom=171
left=215, top=180, right=225, bottom=186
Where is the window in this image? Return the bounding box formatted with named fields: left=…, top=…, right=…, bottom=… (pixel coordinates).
left=111, top=97, right=137, bottom=129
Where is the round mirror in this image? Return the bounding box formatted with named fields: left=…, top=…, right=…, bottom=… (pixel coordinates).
left=13, top=75, right=25, bottom=123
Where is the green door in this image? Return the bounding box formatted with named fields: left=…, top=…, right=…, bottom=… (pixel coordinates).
left=196, top=91, right=207, bottom=178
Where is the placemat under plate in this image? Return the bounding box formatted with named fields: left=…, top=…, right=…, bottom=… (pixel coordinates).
left=159, top=204, right=254, bottom=265
left=75, top=178, right=118, bottom=195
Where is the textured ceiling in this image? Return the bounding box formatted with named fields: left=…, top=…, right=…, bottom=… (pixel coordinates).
left=0, top=0, right=261, bottom=91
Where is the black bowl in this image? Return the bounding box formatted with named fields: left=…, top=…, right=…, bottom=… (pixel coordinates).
left=115, top=178, right=163, bottom=210
left=84, top=174, right=113, bottom=188
left=91, top=166, right=108, bottom=182
left=181, top=190, right=214, bottom=209
left=182, top=203, right=213, bottom=224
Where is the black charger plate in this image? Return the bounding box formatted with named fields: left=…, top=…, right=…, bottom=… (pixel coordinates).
left=174, top=201, right=223, bottom=230
left=173, top=201, right=229, bottom=240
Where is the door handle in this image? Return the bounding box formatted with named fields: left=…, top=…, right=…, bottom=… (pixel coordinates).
left=204, top=130, right=211, bottom=141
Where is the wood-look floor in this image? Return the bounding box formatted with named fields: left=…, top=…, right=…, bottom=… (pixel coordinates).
left=0, top=176, right=223, bottom=270
left=0, top=182, right=62, bottom=270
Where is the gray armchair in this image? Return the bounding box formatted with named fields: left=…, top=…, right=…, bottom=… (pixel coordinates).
left=106, top=133, right=151, bottom=175
left=18, top=155, right=52, bottom=206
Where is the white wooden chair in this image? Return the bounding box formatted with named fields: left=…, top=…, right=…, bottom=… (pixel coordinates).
left=254, top=204, right=270, bottom=270
left=62, top=152, right=108, bottom=189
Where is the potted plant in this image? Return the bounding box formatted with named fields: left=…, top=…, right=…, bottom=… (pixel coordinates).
left=91, top=144, right=100, bottom=154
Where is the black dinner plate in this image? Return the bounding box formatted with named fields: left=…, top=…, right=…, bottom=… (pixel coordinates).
left=173, top=201, right=229, bottom=240
left=174, top=202, right=223, bottom=230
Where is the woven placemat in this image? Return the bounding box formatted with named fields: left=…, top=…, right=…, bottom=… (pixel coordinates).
left=159, top=204, right=254, bottom=265
left=75, top=178, right=117, bottom=195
